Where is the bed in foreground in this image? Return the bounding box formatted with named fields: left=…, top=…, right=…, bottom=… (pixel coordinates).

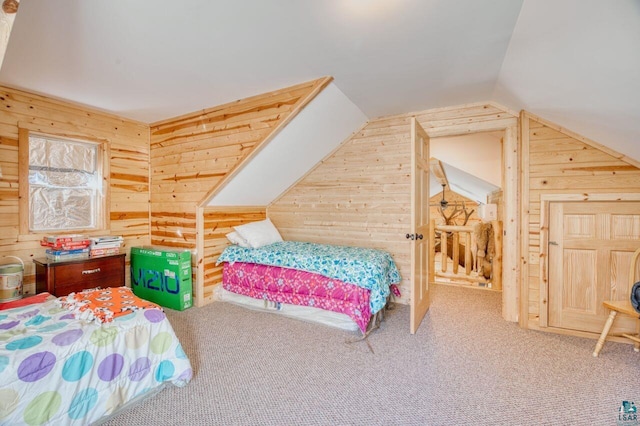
left=0, top=288, right=192, bottom=425
left=216, top=238, right=402, bottom=334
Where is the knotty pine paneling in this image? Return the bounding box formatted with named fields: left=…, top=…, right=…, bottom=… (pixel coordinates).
left=522, top=114, right=640, bottom=327
left=0, top=86, right=150, bottom=293
left=149, top=78, right=328, bottom=210
left=269, top=103, right=517, bottom=305
left=150, top=78, right=329, bottom=306
left=201, top=207, right=266, bottom=304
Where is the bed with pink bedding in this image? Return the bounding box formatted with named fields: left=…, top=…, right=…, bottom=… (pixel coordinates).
left=216, top=241, right=402, bottom=333
left=222, top=262, right=371, bottom=332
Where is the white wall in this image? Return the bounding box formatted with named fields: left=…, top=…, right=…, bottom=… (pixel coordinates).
left=208, top=82, right=368, bottom=206
left=431, top=132, right=503, bottom=187
left=429, top=131, right=503, bottom=203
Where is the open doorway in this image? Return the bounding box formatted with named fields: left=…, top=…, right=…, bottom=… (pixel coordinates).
left=428, top=131, right=504, bottom=291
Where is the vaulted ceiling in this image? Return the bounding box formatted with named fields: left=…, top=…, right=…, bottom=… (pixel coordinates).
left=1, top=0, right=638, bottom=161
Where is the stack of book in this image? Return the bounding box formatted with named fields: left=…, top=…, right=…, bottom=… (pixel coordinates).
left=41, top=234, right=91, bottom=261
left=89, top=236, right=124, bottom=257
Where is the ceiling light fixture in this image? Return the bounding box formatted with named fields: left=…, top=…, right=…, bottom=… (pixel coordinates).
left=440, top=184, right=448, bottom=209
left=340, top=0, right=397, bottom=19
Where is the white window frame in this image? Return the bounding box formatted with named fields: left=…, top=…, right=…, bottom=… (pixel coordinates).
left=18, top=129, right=109, bottom=234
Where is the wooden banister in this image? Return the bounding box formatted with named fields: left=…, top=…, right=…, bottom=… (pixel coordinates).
left=430, top=219, right=502, bottom=290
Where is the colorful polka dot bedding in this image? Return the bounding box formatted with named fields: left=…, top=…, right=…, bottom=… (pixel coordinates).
left=0, top=287, right=192, bottom=425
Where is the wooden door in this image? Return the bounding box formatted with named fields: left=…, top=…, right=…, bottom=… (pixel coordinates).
left=410, top=117, right=431, bottom=334
left=548, top=201, right=640, bottom=334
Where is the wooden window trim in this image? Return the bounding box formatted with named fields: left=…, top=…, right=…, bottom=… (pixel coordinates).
left=18, top=126, right=111, bottom=236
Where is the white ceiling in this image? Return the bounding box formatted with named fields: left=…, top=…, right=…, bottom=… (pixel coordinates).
left=429, top=132, right=502, bottom=203
left=431, top=132, right=503, bottom=189
left=1, top=0, right=638, bottom=162
left=437, top=161, right=500, bottom=205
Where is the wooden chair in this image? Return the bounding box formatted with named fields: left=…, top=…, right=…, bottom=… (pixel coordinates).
left=592, top=248, right=640, bottom=357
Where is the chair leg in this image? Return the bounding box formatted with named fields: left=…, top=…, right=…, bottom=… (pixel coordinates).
left=593, top=310, right=618, bottom=357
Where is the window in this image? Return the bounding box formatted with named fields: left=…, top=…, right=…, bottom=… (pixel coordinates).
left=23, top=133, right=106, bottom=232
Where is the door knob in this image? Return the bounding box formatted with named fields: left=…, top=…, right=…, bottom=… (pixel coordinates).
left=417, top=234, right=423, bottom=240
left=406, top=233, right=415, bottom=240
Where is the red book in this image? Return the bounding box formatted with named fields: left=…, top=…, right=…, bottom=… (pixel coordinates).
left=41, top=239, right=91, bottom=250
left=42, top=234, right=87, bottom=244
left=41, top=239, right=91, bottom=249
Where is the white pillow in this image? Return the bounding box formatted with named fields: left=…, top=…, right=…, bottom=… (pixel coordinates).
left=225, top=231, right=251, bottom=248
left=233, top=218, right=283, bottom=249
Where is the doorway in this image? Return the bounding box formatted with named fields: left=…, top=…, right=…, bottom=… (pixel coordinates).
left=429, top=131, right=504, bottom=291
left=417, top=124, right=520, bottom=324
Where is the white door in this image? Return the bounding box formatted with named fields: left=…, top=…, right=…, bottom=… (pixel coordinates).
left=410, top=117, right=431, bottom=334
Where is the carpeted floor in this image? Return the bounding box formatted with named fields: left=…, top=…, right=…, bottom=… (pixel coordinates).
left=104, top=284, right=640, bottom=425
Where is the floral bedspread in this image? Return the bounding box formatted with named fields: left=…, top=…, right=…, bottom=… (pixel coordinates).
left=223, top=262, right=371, bottom=332
left=217, top=241, right=401, bottom=314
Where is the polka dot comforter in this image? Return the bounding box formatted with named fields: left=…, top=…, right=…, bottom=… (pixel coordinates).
left=0, top=297, right=192, bottom=425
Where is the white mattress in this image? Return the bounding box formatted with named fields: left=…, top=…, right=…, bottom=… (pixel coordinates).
left=213, top=285, right=360, bottom=332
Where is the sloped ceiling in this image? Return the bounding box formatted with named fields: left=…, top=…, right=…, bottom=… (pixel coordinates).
left=430, top=132, right=503, bottom=202
left=431, top=161, right=500, bottom=205
left=0, top=0, right=637, bottom=161
left=494, top=0, right=640, bottom=163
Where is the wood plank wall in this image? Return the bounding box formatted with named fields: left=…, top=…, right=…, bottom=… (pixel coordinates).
left=269, top=103, right=517, bottom=304
left=201, top=207, right=265, bottom=304
left=521, top=112, right=640, bottom=329
left=269, top=114, right=412, bottom=297
left=0, top=86, right=150, bottom=294
left=149, top=78, right=327, bottom=306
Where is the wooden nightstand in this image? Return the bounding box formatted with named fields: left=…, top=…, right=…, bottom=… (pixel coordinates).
left=34, top=254, right=126, bottom=297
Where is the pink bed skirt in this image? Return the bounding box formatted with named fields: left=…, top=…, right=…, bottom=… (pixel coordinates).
left=222, top=262, right=371, bottom=332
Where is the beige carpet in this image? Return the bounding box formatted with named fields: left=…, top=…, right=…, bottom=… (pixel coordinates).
left=104, top=284, right=639, bottom=425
